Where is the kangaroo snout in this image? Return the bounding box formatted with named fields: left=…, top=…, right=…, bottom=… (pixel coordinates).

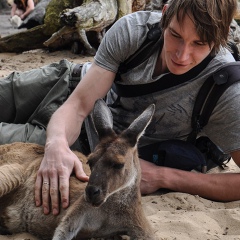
left=85, top=185, right=104, bottom=206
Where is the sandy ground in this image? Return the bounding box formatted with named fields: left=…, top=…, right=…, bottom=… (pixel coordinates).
left=1, top=7, right=240, bottom=240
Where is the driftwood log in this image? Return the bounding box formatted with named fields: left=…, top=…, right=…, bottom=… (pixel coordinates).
left=0, top=0, right=78, bottom=53
left=0, top=0, right=154, bottom=53
left=43, top=0, right=118, bottom=55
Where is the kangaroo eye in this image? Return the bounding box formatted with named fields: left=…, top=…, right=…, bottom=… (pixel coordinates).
left=112, top=163, right=124, bottom=169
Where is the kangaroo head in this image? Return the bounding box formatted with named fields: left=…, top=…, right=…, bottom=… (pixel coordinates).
left=85, top=99, right=155, bottom=207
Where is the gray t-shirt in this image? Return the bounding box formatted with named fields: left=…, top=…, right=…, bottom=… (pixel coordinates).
left=93, top=11, right=240, bottom=153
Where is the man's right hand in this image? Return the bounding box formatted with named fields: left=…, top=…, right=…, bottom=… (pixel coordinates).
left=34, top=142, right=89, bottom=215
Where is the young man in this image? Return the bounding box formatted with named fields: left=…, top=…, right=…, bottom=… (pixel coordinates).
left=1, top=0, right=239, bottom=214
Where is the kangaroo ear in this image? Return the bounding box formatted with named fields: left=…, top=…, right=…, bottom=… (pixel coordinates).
left=121, top=104, right=155, bottom=147
left=92, top=99, right=114, bottom=139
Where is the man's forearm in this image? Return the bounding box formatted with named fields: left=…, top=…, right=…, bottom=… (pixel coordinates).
left=163, top=168, right=240, bottom=202
left=46, top=104, right=83, bottom=147
left=140, top=159, right=240, bottom=202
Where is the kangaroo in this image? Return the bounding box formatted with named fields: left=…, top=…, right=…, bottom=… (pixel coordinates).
left=0, top=99, right=156, bottom=240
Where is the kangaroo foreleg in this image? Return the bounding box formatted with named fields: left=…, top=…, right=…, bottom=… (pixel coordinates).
left=52, top=216, right=85, bottom=240
left=52, top=200, right=91, bottom=240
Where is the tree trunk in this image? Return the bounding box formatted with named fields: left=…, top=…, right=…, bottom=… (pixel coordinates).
left=0, top=25, right=49, bottom=52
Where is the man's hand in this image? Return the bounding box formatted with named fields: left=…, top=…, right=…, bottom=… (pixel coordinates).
left=34, top=143, right=89, bottom=215
left=139, top=159, right=164, bottom=195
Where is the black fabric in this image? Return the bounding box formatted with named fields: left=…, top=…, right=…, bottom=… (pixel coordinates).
left=138, top=140, right=207, bottom=172
left=138, top=138, right=232, bottom=173
left=195, top=137, right=231, bottom=170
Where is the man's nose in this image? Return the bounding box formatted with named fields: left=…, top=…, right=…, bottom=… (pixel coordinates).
left=176, top=42, right=191, bottom=61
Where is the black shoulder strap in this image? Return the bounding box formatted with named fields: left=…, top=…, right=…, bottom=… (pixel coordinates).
left=188, top=62, right=240, bottom=143
left=112, top=53, right=214, bottom=97
left=117, top=23, right=162, bottom=76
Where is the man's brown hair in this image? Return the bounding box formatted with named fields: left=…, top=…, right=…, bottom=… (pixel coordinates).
left=160, top=0, right=238, bottom=55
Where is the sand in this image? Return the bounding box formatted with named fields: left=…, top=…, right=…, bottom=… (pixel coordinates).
left=1, top=7, right=240, bottom=240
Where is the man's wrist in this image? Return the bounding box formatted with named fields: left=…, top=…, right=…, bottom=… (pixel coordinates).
left=158, top=167, right=183, bottom=190
left=45, top=137, right=69, bottom=150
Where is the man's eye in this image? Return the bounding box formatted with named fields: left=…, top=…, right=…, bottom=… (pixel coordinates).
left=195, top=42, right=207, bottom=46
left=170, top=31, right=181, bottom=38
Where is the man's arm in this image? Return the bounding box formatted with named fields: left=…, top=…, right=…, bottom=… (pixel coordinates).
left=35, top=62, right=116, bottom=215
left=140, top=149, right=240, bottom=202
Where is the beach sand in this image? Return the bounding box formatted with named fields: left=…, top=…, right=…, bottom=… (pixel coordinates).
left=1, top=7, right=240, bottom=240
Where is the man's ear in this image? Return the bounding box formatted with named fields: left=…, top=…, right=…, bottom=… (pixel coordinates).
left=162, top=4, right=169, bottom=14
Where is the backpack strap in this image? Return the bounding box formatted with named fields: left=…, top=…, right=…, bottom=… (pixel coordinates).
left=116, top=23, right=162, bottom=77
left=112, top=54, right=214, bottom=97
left=188, top=62, right=240, bottom=143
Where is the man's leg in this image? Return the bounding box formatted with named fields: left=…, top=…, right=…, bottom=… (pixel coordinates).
left=0, top=59, right=72, bottom=123
left=0, top=123, right=46, bottom=145
left=0, top=59, right=77, bottom=146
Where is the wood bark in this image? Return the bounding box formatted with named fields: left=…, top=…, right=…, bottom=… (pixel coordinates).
left=0, top=25, right=49, bottom=53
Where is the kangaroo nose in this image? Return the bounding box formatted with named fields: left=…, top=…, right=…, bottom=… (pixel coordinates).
left=85, top=185, right=100, bottom=201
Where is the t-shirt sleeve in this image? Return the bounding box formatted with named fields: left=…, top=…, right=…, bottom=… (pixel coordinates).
left=94, top=13, right=148, bottom=73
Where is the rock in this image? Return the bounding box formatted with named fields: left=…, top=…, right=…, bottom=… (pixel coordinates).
left=18, top=0, right=52, bottom=29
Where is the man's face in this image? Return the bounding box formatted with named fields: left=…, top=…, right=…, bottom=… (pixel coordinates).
left=162, top=14, right=213, bottom=75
